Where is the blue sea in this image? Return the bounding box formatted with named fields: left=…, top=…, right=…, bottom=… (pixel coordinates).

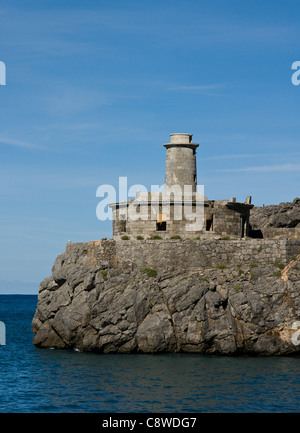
left=0, top=295, right=300, bottom=413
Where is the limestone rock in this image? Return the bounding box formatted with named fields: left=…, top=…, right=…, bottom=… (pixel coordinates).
left=250, top=197, right=300, bottom=237
left=32, top=243, right=300, bottom=355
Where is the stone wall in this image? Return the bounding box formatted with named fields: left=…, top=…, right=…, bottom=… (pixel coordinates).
left=66, top=239, right=300, bottom=272
left=261, top=227, right=300, bottom=240
left=112, top=200, right=252, bottom=240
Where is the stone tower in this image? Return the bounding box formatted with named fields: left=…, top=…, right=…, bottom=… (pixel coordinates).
left=163, top=133, right=199, bottom=192
left=110, top=132, right=254, bottom=240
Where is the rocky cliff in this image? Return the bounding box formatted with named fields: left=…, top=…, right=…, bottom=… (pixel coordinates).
left=32, top=241, right=300, bottom=355
left=249, top=197, right=300, bottom=239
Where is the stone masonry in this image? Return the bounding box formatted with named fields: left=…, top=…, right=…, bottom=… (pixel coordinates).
left=110, top=133, right=253, bottom=240
left=66, top=239, right=300, bottom=272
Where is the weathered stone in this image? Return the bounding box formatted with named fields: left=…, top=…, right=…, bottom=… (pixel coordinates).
left=31, top=240, right=300, bottom=355
left=249, top=198, right=300, bottom=239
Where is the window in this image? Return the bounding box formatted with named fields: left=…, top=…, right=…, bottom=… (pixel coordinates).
left=206, top=216, right=213, bottom=231
left=157, top=213, right=167, bottom=231
left=156, top=221, right=166, bottom=231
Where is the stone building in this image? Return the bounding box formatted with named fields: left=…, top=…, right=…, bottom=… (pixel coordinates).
left=110, top=133, right=253, bottom=239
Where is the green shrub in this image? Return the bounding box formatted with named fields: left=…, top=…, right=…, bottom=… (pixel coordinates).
left=221, top=236, right=230, bottom=240
left=121, top=235, right=130, bottom=240
left=216, top=265, right=228, bottom=270
left=170, top=235, right=181, bottom=239
left=140, top=268, right=157, bottom=278
left=234, top=284, right=242, bottom=291
left=258, top=245, right=263, bottom=253
left=101, top=270, right=107, bottom=280
left=149, top=235, right=162, bottom=240
left=136, top=236, right=144, bottom=240
left=238, top=269, right=244, bottom=275
left=273, top=262, right=285, bottom=270
left=200, top=276, right=208, bottom=282
left=273, top=271, right=282, bottom=277
left=250, top=263, right=258, bottom=268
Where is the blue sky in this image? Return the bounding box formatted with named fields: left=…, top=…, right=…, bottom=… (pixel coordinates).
left=0, top=0, right=299, bottom=293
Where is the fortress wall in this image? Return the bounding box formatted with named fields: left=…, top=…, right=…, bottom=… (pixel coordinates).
left=66, top=239, right=300, bottom=272
left=262, top=227, right=300, bottom=240
left=114, top=239, right=300, bottom=271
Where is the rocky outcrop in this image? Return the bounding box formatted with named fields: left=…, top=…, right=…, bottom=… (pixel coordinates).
left=32, top=242, right=300, bottom=355
left=249, top=198, right=300, bottom=239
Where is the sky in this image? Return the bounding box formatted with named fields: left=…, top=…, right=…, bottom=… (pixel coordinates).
left=0, top=0, right=299, bottom=293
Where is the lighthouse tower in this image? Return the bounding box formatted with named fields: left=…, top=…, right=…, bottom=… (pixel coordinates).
left=110, top=131, right=253, bottom=240
left=163, top=133, right=199, bottom=192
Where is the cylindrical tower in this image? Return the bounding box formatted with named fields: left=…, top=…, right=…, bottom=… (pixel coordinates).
left=163, top=133, right=199, bottom=192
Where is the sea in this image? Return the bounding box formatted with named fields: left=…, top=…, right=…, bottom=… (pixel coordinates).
left=0, top=295, right=300, bottom=414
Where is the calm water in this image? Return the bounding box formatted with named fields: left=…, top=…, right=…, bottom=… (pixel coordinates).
left=0, top=295, right=300, bottom=413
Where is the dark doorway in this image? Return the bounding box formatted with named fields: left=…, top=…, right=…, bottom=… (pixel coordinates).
left=241, top=216, right=246, bottom=238
left=206, top=217, right=213, bottom=231
left=121, top=220, right=126, bottom=232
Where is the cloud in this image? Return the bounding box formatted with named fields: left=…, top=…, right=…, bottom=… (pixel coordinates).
left=214, top=163, right=300, bottom=173
left=203, top=153, right=264, bottom=161
left=0, top=137, right=43, bottom=150
left=202, top=152, right=300, bottom=161
left=169, top=84, right=224, bottom=91
left=167, top=83, right=228, bottom=96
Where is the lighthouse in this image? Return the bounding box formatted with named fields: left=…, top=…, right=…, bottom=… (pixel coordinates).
left=109, top=132, right=253, bottom=239
left=163, top=133, right=199, bottom=192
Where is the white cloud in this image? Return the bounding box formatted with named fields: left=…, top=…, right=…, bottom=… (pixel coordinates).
left=167, top=83, right=228, bottom=96
left=214, top=163, right=300, bottom=173
left=0, top=137, right=43, bottom=150
left=169, top=84, right=224, bottom=91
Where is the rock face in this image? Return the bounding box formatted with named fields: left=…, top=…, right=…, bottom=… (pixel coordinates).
left=249, top=198, right=300, bottom=238
left=32, top=242, right=300, bottom=355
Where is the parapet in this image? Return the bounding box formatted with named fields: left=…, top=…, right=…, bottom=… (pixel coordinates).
left=163, top=133, right=199, bottom=148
